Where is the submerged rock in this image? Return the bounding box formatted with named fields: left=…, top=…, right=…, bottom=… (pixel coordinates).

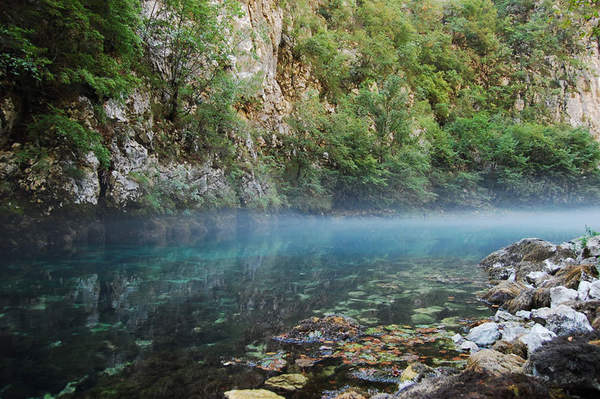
left=264, top=374, right=308, bottom=391
left=274, top=315, right=361, bottom=344
left=499, top=322, right=528, bottom=342
left=460, top=340, right=480, bottom=353
left=224, top=389, right=285, bottom=399
left=482, top=281, right=525, bottom=305
left=400, top=362, right=437, bottom=383
left=466, top=322, right=500, bottom=347
left=467, top=349, right=525, bottom=376
left=492, top=339, right=528, bottom=359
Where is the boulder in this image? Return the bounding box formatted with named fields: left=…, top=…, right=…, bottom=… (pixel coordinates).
left=460, top=340, right=480, bottom=353
left=493, top=310, right=519, bottom=322
left=467, top=349, right=525, bottom=376
left=541, top=264, right=599, bottom=290
left=224, top=389, right=284, bottom=399
left=578, top=280, right=592, bottom=301
left=526, top=271, right=550, bottom=286
left=516, top=310, right=532, bottom=319
left=264, top=374, right=308, bottom=391
left=525, top=331, right=600, bottom=395
left=505, top=288, right=535, bottom=313
left=550, top=286, right=578, bottom=308
left=482, top=281, right=526, bottom=305
left=466, top=322, right=500, bottom=347
left=584, top=236, right=600, bottom=258
left=589, top=280, right=600, bottom=299
left=519, top=323, right=556, bottom=354
left=531, top=305, right=593, bottom=336
left=395, top=370, right=551, bottom=399
left=500, top=322, right=529, bottom=342
left=492, top=339, right=528, bottom=359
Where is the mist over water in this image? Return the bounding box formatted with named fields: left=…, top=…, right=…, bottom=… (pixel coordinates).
left=1, top=208, right=599, bottom=398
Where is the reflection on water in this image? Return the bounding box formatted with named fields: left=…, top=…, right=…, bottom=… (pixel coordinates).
left=0, top=210, right=598, bottom=398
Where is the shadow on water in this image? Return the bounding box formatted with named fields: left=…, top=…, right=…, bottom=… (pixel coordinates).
left=0, top=208, right=599, bottom=398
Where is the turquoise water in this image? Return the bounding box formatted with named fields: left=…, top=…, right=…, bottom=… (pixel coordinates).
left=0, top=210, right=597, bottom=398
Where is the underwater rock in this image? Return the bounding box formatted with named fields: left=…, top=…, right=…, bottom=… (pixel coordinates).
left=467, top=349, right=525, bottom=376
left=275, top=315, right=361, bottom=344
left=332, top=390, right=367, bottom=399
left=525, top=331, right=600, bottom=395
left=400, top=362, right=436, bottom=382
left=550, top=286, right=578, bottom=307
left=411, top=313, right=435, bottom=324
left=541, top=264, right=598, bottom=290
left=224, top=389, right=285, bottom=399
left=518, top=323, right=556, bottom=354
left=466, top=322, right=500, bottom=347
left=264, top=374, right=308, bottom=391
left=531, top=305, right=593, bottom=336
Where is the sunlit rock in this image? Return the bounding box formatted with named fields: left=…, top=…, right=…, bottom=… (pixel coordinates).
left=518, top=323, right=556, bottom=354
left=467, top=349, right=525, bottom=376
left=550, top=286, right=578, bottom=308
left=531, top=305, right=592, bottom=336
left=466, top=322, right=500, bottom=347
left=224, top=389, right=284, bottom=399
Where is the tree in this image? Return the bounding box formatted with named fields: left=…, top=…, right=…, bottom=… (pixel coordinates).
left=141, top=0, right=242, bottom=120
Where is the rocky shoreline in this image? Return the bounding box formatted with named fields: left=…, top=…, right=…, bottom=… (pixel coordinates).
left=225, top=233, right=600, bottom=399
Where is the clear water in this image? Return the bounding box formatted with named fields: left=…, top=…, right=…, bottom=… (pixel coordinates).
left=0, top=210, right=598, bottom=398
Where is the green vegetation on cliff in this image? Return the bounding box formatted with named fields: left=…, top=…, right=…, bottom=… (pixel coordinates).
left=1, top=0, right=599, bottom=215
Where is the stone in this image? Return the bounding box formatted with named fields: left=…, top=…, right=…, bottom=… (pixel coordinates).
left=460, top=340, right=480, bottom=353
left=333, top=391, right=366, bottom=399
left=493, top=310, right=519, bottom=322
left=519, top=323, right=556, bottom=354
left=525, top=331, right=600, bottom=394
left=505, top=288, right=535, bottom=313
left=264, top=374, right=308, bottom=391
left=589, top=280, right=600, bottom=299
left=492, top=339, right=528, bottom=359
left=516, top=310, right=531, bottom=319
left=274, top=315, right=361, bottom=344
left=467, top=349, right=525, bottom=376
left=500, top=322, right=528, bottom=342
left=542, top=264, right=599, bottom=290
left=550, top=286, right=578, bottom=308
left=585, top=236, right=600, bottom=257
left=451, top=333, right=463, bottom=344
left=482, top=281, right=526, bottom=305
left=578, top=280, right=592, bottom=301
left=224, top=389, right=284, bottom=399
left=531, top=305, right=593, bottom=336
left=526, top=271, right=550, bottom=286
left=466, top=322, right=500, bottom=347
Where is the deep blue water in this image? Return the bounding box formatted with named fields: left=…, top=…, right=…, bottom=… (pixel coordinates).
left=1, top=209, right=598, bottom=398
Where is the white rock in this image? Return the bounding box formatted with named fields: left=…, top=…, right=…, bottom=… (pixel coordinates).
left=500, top=322, right=529, bottom=342
left=589, top=280, right=600, bottom=299
left=494, top=310, right=519, bottom=322
left=526, top=271, right=550, bottom=286
left=519, top=323, right=556, bottom=354
left=587, top=236, right=600, bottom=257
left=550, top=286, right=578, bottom=308
left=531, top=305, right=593, bottom=335
left=466, top=322, right=500, bottom=347
left=515, top=310, right=531, bottom=319
left=578, top=280, right=592, bottom=301
left=544, top=259, right=562, bottom=274
left=460, top=340, right=479, bottom=353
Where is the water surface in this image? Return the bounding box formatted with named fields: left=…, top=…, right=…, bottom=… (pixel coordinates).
left=1, top=209, right=598, bottom=398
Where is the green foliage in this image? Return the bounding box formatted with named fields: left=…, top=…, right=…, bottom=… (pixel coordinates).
left=0, top=0, right=141, bottom=99
left=141, top=0, right=242, bottom=119
left=27, top=109, right=110, bottom=168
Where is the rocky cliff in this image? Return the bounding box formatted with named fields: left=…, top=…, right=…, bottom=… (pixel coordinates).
left=1, top=0, right=599, bottom=219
